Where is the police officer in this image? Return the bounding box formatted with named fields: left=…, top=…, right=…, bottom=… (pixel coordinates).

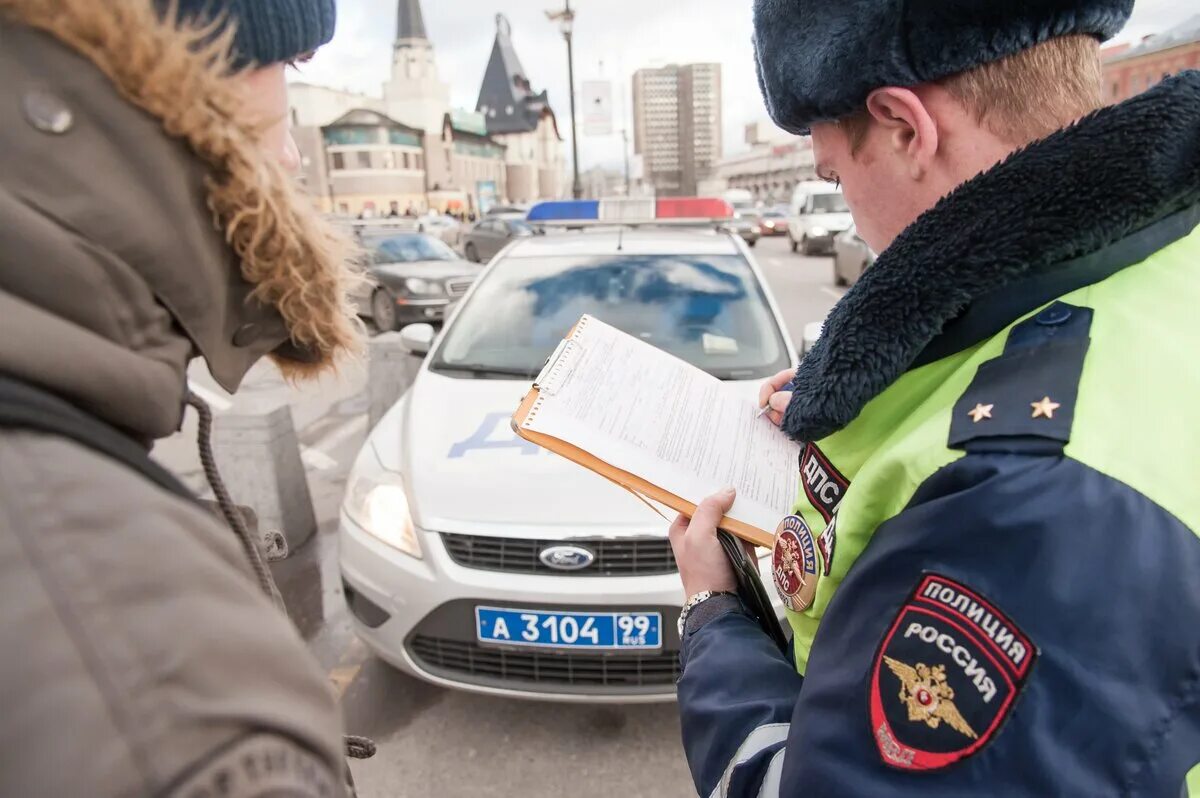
left=0, top=0, right=360, bottom=796
left=668, top=0, right=1200, bottom=794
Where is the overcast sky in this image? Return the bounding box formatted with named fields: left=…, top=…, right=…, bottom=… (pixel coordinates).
left=293, top=0, right=1196, bottom=171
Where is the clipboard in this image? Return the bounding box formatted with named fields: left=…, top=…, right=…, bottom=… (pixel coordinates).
left=511, top=318, right=791, bottom=653
left=512, top=376, right=776, bottom=550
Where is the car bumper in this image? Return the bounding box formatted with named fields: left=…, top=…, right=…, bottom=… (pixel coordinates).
left=806, top=234, right=837, bottom=254
left=737, top=230, right=761, bottom=243
left=396, top=298, right=450, bottom=323
left=339, top=513, right=783, bottom=702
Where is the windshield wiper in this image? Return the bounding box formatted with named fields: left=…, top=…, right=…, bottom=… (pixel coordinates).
left=432, top=363, right=536, bottom=379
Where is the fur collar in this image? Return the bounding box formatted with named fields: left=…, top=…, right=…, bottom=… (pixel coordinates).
left=0, top=0, right=361, bottom=379
left=784, top=71, right=1200, bottom=442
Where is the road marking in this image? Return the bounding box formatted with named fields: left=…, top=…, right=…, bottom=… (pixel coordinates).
left=314, top=415, right=369, bottom=454
left=299, top=416, right=369, bottom=472
left=301, top=447, right=339, bottom=471
left=186, top=380, right=233, bottom=412
left=821, top=287, right=847, bottom=301
left=328, top=637, right=368, bottom=698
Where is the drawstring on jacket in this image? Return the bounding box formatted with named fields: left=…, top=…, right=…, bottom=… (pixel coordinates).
left=186, top=391, right=283, bottom=608
left=185, top=391, right=377, bottom=764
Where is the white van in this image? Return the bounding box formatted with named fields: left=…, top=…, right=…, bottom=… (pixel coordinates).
left=787, top=181, right=852, bottom=256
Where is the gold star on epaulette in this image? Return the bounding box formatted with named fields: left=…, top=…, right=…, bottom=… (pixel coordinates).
left=967, top=403, right=994, bottom=423
left=1030, top=396, right=1061, bottom=419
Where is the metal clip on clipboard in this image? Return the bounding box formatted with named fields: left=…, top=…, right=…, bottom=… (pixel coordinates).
left=533, top=337, right=585, bottom=397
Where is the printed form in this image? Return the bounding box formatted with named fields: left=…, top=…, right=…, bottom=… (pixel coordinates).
left=522, top=316, right=800, bottom=533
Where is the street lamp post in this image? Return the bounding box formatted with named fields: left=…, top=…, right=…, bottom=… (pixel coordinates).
left=548, top=0, right=583, bottom=199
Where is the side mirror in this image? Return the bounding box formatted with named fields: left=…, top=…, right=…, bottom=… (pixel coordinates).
left=399, top=323, right=435, bottom=355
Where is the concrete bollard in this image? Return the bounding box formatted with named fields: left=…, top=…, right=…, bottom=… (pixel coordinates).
left=368, top=332, right=424, bottom=429
left=211, top=403, right=316, bottom=553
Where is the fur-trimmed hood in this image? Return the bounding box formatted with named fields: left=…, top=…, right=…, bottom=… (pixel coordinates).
left=0, top=0, right=360, bottom=439
left=784, top=71, right=1200, bottom=442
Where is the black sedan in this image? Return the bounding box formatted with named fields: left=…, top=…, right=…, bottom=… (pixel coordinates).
left=356, top=233, right=483, bottom=331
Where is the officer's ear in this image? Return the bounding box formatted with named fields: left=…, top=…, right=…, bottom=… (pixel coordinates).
left=864, top=87, right=939, bottom=182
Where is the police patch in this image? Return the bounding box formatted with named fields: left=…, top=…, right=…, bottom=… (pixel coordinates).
left=772, top=515, right=819, bottom=612
left=816, top=512, right=837, bottom=576
left=870, top=574, right=1037, bottom=771
left=800, top=442, right=849, bottom=521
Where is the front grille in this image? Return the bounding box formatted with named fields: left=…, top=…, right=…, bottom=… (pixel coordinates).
left=445, top=278, right=473, bottom=298
left=409, top=635, right=680, bottom=689
left=441, top=534, right=676, bottom=576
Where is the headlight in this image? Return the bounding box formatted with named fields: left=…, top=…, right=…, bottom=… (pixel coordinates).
left=810, top=226, right=829, bottom=238
left=343, top=452, right=421, bottom=558
left=404, top=277, right=443, bottom=295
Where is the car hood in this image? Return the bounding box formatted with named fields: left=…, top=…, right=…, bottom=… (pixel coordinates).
left=371, top=260, right=480, bottom=281
left=378, top=370, right=762, bottom=536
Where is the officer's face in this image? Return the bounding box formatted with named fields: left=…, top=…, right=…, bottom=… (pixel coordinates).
left=811, top=121, right=913, bottom=255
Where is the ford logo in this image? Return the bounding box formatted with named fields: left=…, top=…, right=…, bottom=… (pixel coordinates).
left=539, top=545, right=595, bottom=571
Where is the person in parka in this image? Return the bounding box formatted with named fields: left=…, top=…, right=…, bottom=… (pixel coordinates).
left=0, top=0, right=364, bottom=795
left=668, top=0, right=1200, bottom=794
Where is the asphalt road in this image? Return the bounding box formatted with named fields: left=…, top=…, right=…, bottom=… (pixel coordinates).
left=153, top=235, right=843, bottom=798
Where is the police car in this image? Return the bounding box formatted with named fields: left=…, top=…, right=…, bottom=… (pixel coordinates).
left=338, top=198, right=793, bottom=701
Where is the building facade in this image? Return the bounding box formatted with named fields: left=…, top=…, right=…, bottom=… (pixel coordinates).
left=632, top=63, right=722, bottom=196
left=475, top=14, right=566, bottom=203
left=289, top=0, right=517, bottom=216
left=426, top=111, right=508, bottom=214
left=1103, top=15, right=1200, bottom=103
left=321, top=109, right=427, bottom=216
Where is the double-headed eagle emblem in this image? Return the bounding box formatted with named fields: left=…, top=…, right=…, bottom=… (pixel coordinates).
left=882, top=657, right=978, bottom=740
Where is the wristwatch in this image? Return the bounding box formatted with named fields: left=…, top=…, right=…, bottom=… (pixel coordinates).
left=678, top=590, right=736, bottom=637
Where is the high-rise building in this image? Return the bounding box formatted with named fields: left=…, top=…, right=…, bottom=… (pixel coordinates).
left=632, top=63, right=722, bottom=196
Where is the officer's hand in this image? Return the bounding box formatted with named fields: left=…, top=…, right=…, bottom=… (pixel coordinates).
left=669, top=487, right=743, bottom=597
left=758, top=368, right=795, bottom=427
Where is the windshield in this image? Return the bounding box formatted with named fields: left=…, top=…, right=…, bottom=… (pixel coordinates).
left=811, top=193, right=849, bottom=213
left=431, top=254, right=790, bottom=380
left=366, top=234, right=457, bottom=263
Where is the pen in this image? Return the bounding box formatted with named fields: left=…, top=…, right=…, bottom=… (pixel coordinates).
left=756, top=379, right=797, bottom=418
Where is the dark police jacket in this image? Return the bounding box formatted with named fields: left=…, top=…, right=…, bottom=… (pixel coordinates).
left=678, top=72, right=1200, bottom=796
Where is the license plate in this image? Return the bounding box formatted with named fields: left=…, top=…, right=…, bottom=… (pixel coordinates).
left=475, top=607, right=661, bottom=650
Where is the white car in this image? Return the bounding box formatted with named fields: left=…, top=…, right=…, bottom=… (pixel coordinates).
left=339, top=217, right=794, bottom=702
left=787, top=181, right=853, bottom=256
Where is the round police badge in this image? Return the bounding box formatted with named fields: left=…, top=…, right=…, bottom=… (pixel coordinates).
left=772, top=515, right=819, bottom=612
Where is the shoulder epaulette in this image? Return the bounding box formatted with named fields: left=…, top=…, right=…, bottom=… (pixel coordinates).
left=949, top=302, right=1092, bottom=452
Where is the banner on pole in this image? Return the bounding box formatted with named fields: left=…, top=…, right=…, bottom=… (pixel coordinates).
left=581, top=80, right=613, bottom=136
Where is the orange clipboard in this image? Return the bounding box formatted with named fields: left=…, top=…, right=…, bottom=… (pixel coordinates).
left=509, top=323, right=775, bottom=551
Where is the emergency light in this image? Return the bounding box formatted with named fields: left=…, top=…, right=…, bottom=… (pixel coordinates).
left=526, top=197, right=734, bottom=224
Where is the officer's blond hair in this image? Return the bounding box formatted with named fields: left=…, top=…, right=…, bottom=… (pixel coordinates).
left=840, top=34, right=1104, bottom=149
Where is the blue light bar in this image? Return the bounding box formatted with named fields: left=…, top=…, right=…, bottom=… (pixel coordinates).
left=527, top=200, right=600, bottom=222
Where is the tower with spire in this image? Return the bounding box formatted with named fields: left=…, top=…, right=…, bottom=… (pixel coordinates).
left=474, top=15, right=564, bottom=202
left=383, top=0, right=449, bottom=136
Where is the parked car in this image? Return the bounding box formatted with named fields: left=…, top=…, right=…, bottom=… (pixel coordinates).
left=462, top=218, right=538, bottom=263
left=418, top=214, right=463, bottom=248
left=755, top=208, right=788, bottom=236
left=484, top=204, right=530, bottom=220
left=833, top=224, right=876, bottom=287
left=787, top=181, right=852, bottom=256
left=722, top=211, right=760, bottom=247
left=355, top=232, right=482, bottom=331
left=338, top=216, right=794, bottom=701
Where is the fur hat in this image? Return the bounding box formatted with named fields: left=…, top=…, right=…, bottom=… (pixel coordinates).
left=162, top=0, right=336, bottom=67
left=753, top=0, right=1133, bottom=134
